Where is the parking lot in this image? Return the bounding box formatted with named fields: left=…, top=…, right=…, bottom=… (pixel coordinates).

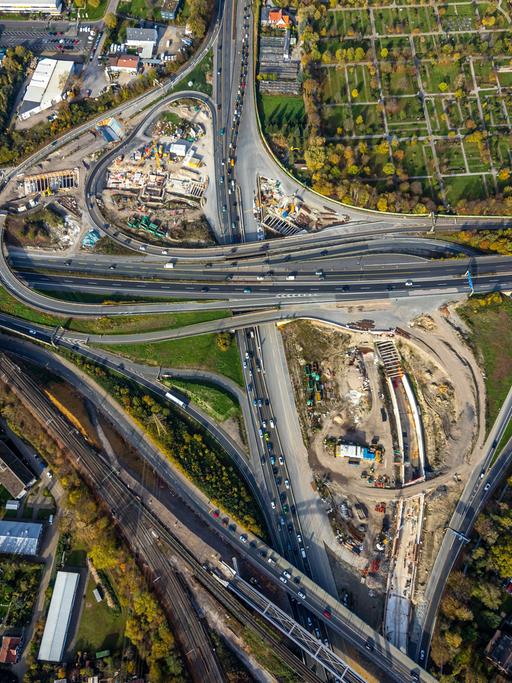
left=0, top=21, right=89, bottom=54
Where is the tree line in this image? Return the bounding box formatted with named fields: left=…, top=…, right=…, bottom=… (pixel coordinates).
left=430, top=475, right=512, bottom=681
left=71, top=355, right=266, bottom=537
left=0, top=377, right=183, bottom=683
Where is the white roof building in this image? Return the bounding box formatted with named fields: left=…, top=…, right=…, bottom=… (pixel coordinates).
left=19, top=58, right=74, bottom=120
left=169, top=142, right=188, bottom=156
left=0, top=0, right=61, bottom=13
left=126, top=27, right=158, bottom=58
left=0, top=520, right=42, bottom=555
left=38, top=571, right=80, bottom=662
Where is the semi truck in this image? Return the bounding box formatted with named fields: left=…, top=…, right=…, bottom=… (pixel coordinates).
left=165, top=391, right=189, bottom=409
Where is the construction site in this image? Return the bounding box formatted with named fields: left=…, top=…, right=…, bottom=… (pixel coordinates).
left=102, top=105, right=216, bottom=246
left=316, top=473, right=396, bottom=630
left=17, top=168, right=80, bottom=197
left=279, top=313, right=471, bottom=639
left=254, top=175, right=349, bottom=238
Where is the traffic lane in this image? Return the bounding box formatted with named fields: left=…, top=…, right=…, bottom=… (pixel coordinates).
left=17, top=270, right=512, bottom=297
left=5, top=239, right=439, bottom=273
left=242, top=332, right=305, bottom=569
left=14, top=252, right=512, bottom=282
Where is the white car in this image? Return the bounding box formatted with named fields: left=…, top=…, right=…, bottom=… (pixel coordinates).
left=405, top=280, right=413, bottom=287
left=271, top=500, right=276, bottom=509
left=284, top=479, right=290, bottom=489
left=270, top=419, right=275, bottom=428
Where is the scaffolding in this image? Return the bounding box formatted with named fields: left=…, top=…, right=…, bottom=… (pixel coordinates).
left=22, top=168, right=79, bottom=196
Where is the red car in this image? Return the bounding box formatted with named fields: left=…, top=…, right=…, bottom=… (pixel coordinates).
left=212, top=509, right=220, bottom=518
left=323, top=608, right=332, bottom=620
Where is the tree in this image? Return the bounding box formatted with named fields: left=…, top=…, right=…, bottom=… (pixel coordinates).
left=383, top=162, right=395, bottom=175
left=439, top=81, right=449, bottom=92
left=377, top=196, right=388, bottom=211
left=104, top=12, right=117, bottom=29
left=351, top=88, right=359, bottom=98
left=215, top=332, right=232, bottom=351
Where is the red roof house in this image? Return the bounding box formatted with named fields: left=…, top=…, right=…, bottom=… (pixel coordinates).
left=0, top=636, right=21, bottom=664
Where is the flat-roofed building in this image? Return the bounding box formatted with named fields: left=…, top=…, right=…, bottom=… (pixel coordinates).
left=0, top=440, right=36, bottom=499
left=126, top=27, right=157, bottom=58
left=0, top=520, right=42, bottom=556
left=0, top=0, right=61, bottom=13
left=38, top=571, right=80, bottom=662
left=19, top=58, right=74, bottom=120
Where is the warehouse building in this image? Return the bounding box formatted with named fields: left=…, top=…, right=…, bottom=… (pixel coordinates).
left=126, top=27, right=158, bottom=58
left=0, top=440, right=36, bottom=499
left=0, top=520, right=43, bottom=556
left=38, top=571, right=80, bottom=662
left=0, top=0, right=61, bottom=13
left=19, top=58, right=74, bottom=120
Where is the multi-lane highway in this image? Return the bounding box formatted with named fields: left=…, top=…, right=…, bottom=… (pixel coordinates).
left=0, top=331, right=435, bottom=682
left=1, top=0, right=512, bottom=678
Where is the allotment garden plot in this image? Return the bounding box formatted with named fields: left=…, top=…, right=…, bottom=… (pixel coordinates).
left=311, top=1, right=512, bottom=209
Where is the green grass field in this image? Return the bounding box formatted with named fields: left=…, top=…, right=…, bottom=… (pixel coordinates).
left=117, top=0, right=150, bottom=19
left=81, top=0, right=108, bottom=21
left=0, top=286, right=230, bottom=336
left=259, top=94, right=306, bottom=129
left=171, top=49, right=212, bottom=96
left=458, top=295, right=512, bottom=431
left=75, top=575, right=126, bottom=653
left=165, top=379, right=241, bottom=422
left=100, top=332, right=243, bottom=385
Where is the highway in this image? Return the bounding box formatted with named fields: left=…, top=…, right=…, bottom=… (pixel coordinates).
left=0, top=324, right=435, bottom=682
left=411, top=384, right=512, bottom=666
left=0, top=350, right=322, bottom=683
left=1, top=0, right=512, bottom=677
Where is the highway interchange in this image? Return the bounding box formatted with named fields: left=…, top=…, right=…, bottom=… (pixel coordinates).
left=1, top=0, right=512, bottom=681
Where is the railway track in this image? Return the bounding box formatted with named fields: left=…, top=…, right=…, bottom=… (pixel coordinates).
left=0, top=353, right=323, bottom=683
